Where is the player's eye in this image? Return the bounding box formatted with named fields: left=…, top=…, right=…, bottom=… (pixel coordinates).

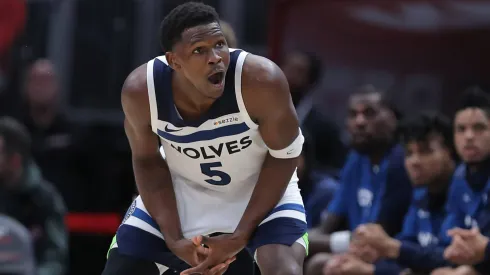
left=216, top=41, right=225, bottom=48
left=192, top=47, right=203, bottom=54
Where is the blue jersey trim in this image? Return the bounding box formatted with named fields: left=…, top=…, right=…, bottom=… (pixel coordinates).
left=247, top=217, right=307, bottom=254
left=157, top=122, right=249, bottom=143
left=266, top=203, right=305, bottom=217
left=152, top=50, right=242, bottom=128
left=132, top=208, right=159, bottom=230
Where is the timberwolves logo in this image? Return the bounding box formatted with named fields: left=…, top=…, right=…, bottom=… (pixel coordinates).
left=122, top=200, right=137, bottom=224
left=418, top=232, right=438, bottom=247
left=357, top=188, right=373, bottom=208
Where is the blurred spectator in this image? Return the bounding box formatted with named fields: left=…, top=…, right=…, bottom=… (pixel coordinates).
left=306, top=85, right=412, bottom=275
left=0, top=117, right=67, bottom=275
left=300, top=133, right=339, bottom=228
left=0, top=0, right=26, bottom=116
left=21, top=59, right=77, bottom=208
left=281, top=51, right=321, bottom=110
left=282, top=51, right=346, bottom=169
left=220, top=20, right=237, bottom=48
left=335, top=112, right=457, bottom=275
left=0, top=214, right=35, bottom=275
left=431, top=87, right=490, bottom=274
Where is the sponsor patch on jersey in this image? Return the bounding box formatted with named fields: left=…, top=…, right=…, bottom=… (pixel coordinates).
left=212, top=115, right=240, bottom=128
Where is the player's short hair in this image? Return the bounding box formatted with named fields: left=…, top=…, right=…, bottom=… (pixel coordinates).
left=456, top=86, right=490, bottom=117
left=160, top=2, right=220, bottom=52
left=0, top=117, right=31, bottom=162
left=398, top=112, right=454, bottom=153
left=352, top=84, right=402, bottom=120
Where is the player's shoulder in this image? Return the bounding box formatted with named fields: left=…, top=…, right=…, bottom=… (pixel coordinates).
left=240, top=53, right=289, bottom=110
left=121, top=62, right=151, bottom=119
left=122, top=63, right=148, bottom=97
left=241, top=54, right=286, bottom=88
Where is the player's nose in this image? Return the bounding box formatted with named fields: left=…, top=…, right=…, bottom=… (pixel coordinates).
left=207, top=49, right=222, bottom=65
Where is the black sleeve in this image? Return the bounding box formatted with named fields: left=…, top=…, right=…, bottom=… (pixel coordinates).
left=397, top=241, right=452, bottom=273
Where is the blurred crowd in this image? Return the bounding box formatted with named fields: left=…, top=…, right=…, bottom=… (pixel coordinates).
left=1, top=1, right=490, bottom=275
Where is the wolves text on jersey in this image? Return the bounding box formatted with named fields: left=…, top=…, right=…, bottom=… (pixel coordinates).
left=170, top=136, right=252, bottom=160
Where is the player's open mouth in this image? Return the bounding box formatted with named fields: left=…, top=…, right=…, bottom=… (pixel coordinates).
left=208, top=71, right=225, bottom=87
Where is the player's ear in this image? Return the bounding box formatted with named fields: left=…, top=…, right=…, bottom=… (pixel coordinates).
left=165, top=52, right=182, bottom=71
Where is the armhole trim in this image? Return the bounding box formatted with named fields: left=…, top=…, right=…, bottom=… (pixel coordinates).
left=234, top=51, right=259, bottom=130
left=146, top=59, right=158, bottom=133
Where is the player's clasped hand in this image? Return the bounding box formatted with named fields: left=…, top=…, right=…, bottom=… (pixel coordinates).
left=167, top=238, right=210, bottom=267
left=180, top=234, right=246, bottom=275
left=167, top=238, right=236, bottom=275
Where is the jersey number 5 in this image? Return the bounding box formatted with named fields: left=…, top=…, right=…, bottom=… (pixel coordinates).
left=200, top=162, right=231, bottom=186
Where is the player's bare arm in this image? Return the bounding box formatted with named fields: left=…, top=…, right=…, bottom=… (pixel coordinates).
left=181, top=54, right=302, bottom=275
left=234, top=54, right=301, bottom=239
left=121, top=64, right=184, bottom=243
left=122, top=65, right=210, bottom=267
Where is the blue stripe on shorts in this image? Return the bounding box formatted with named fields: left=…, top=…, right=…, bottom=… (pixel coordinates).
left=247, top=203, right=307, bottom=254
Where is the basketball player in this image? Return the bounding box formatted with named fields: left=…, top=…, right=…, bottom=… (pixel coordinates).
left=102, top=2, right=307, bottom=275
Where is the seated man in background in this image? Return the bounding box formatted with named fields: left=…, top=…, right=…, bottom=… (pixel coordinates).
left=0, top=117, right=67, bottom=275
left=21, top=59, right=77, bottom=208
left=306, top=86, right=412, bottom=275
left=430, top=87, right=490, bottom=274
left=324, top=112, right=457, bottom=275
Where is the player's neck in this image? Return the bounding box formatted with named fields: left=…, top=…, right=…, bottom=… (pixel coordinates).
left=172, top=73, right=215, bottom=118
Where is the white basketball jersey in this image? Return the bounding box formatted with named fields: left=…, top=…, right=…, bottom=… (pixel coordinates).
left=143, top=49, right=300, bottom=238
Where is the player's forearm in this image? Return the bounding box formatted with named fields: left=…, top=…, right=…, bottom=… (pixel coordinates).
left=233, top=154, right=298, bottom=240
left=133, top=156, right=184, bottom=243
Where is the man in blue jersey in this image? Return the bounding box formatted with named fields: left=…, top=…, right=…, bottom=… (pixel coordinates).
left=323, top=112, right=456, bottom=275
left=103, top=2, right=307, bottom=275
left=341, top=88, right=490, bottom=275
left=430, top=87, right=490, bottom=274
left=306, top=86, right=412, bottom=275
